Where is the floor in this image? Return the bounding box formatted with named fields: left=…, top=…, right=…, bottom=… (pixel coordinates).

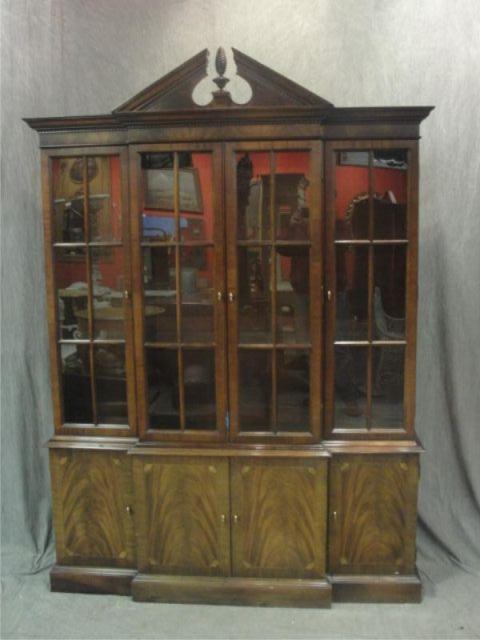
left=2, top=554, right=479, bottom=640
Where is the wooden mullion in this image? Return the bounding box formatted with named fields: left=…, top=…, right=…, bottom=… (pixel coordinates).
left=269, top=150, right=277, bottom=433
left=173, top=152, right=186, bottom=432
left=366, top=150, right=374, bottom=430
left=82, top=156, right=98, bottom=425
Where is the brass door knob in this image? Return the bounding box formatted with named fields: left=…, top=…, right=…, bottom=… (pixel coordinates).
left=233, top=514, right=239, bottom=523
left=228, top=292, right=235, bottom=302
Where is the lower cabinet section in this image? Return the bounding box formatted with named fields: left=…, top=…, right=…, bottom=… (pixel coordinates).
left=49, top=448, right=136, bottom=568
left=231, top=458, right=327, bottom=578
left=328, top=454, right=419, bottom=575
left=48, top=446, right=422, bottom=606
left=132, top=456, right=230, bottom=576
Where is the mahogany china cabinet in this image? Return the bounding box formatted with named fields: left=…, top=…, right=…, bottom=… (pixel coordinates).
left=26, top=48, right=433, bottom=607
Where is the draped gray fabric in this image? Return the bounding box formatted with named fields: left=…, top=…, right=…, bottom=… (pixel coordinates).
left=1, top=0, right=479, bottom=588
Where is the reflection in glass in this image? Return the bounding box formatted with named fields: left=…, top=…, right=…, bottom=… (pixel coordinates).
left=335, top=245, right=368, bottom=340
left=94, top=344, right=127, bottom=424
left=372, top=345, right=405, bottom=428
left=184, top=349, right=216, bottom=429
left=89, top=247, right=125, bottom=339
left=373, top=150, right=407, bottom=239
left=373, top=245, right=406, bottom=336
left=239, top=350, right=272, bottom=431
left=88, top=156, right=122, bottom=243
left=334, top=345, right=367, bottom=429
left=61, top=343, right=92, bottom=423
left=238, top=247, right=272, bottom=343
left=236, top=152, right=270, bottom=241
left=276, top=247, right=309, bottom=343
left=143, top=247, right=177, bottom=342
left=52, top=157, right=85, bottom=243
left=147, top=348, right=180, bottom=429
left=275, top=152, right=310, bottom=241
left=335, top=151, right=369, bottom=240
left=54, top=247, right=88, bottom=339
left=277, top=349, right=310, bottom=431
left=142, top=152, right=176, bottom=241
left=181, top=247, right=214, bottom=343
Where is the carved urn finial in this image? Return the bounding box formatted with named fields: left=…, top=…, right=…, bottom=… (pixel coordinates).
left=213, top=47, right=229, bottom=91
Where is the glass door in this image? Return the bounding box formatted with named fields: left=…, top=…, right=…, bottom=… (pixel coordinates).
left=131, top=144, right=227, bottom=441
left=46, top=148, right=135, bottom=434
left=225, top=141, right=323, bottom=442
left=324, top=141, right=418, bottom=437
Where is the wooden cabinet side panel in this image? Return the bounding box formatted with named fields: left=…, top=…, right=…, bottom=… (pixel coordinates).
left=132, top=456, right=230, bottom=576
left=231, top=458, right=327, bottom=578
left=328, top=454, right=419, bottom=575
left=49, top=449, right=136, bottom=567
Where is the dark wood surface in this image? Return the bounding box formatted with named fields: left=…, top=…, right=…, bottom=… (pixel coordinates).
left=329, top=571, right=422, bottom=603
left=49, top=449, right=136, bottom=567
left=132, top=456, right=230, bottom=575
left=328, top=454, right=419, bottom=575
left=50, top=565, right=135, bottom=595
left=132, top=574, right=332, bottom=607
left=231, top=458, right=327, bottom=578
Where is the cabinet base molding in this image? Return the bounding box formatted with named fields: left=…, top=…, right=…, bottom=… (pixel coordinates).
left=132, top=574, right=332, bottom=608
left=329, top=571, right=422, bottom=603
left=50, top=565, right=136, bottom=596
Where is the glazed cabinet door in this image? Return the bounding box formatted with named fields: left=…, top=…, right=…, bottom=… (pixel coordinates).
left=49, top=449, right=136, bottom=567
left=324, top=141, right=418, bottom=437
left=129, top=144, right=227, bottom=442
left=231, top=458, right=327, bottom=578
left=328, top=455, right=419, bottom=575
left=225, top=141, right=324, bottom=443
left=43, top=148, right=136, bottom=435
left=132, top=456, right=230, bottom=576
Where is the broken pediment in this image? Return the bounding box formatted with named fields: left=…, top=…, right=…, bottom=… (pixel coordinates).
left=113, top=47, right=333, bottom=112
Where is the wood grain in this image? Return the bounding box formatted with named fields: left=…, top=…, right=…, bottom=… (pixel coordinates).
left=133, top=456, right=230, bottom=575
left=231, top=458, right=327, bottom=578
left=328, top=454, right=419, bottom=574
left=49, top=449, right=136, bottom=567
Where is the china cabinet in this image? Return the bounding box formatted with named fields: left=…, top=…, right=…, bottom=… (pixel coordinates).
left=26, top=47, right=433, bottom=607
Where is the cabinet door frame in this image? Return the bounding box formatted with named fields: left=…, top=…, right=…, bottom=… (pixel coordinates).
left=42, top=146, right=137, bottom=436
left=224, top=140, right=324, bottom=444
left=324, top=139, right=419, bottom=439
left=129, top=142, right=227, bottom=442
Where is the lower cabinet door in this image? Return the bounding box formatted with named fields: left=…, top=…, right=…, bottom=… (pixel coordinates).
left=328, top=454, right=419, bottom=575
left=231, top=458, right=327, bottom=578
left=49, top=449, right=136, bottom=567
left=133, top=456, right=230, bottom=576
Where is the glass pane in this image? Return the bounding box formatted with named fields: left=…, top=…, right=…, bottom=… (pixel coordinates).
left=88, top=156, right=122, bottom=242
left=147, top=348, right=180, bottom=429
left=91, top=247, right=125, bottom=339
left=238, top=246, right=272, bottom=343
left=61, top=343, right=92, bottom=423
left=277, top=349, right=310, bottom=432
left=54, top=247, right=89, bottom=339
left=94, top=344, right=127, bottom=424
left=334, top=345, right=367, bottom=429
left=239, top=350, right=272, bottom=431
left=142, top=152, right=176, bottom=241
left=52, top=157, right=85, bottom=243
left=336, top=245, right=369, bottom=340
left=181, top=246, right=214, bottom=343
left=372, top=345, right=405, bottom=428
left=275, top=151, right=310, bottom=240
left=236, top=152, right=270, bottom=241
left=373, top=150, right=407, bottom=239
left=143, top=247, right=177, bottom=342
left=179, top=153, right=212, bottom=243
left=335, top=151, right=370, bottom=239
left=184, top=349, right=216, bottom=429
left=276, top=246, right=309, bottom=343
left=373, top=245, right=406, bottom=339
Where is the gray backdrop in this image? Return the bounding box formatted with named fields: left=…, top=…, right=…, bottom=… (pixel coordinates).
left=1, top=0, right=479, bottom=598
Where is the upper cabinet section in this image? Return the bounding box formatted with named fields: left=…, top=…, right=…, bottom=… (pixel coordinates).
left=25, top=47, right=433, bottom=147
